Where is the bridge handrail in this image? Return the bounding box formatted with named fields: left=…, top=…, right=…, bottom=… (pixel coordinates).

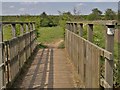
left=0, top=21, right=37, bottom=89
left=65, top=21, right=114, bottom=88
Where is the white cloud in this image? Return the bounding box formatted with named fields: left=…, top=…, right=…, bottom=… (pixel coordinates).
left=19, top=8, right=25, bottom=11
left=20, top=2, right=38, bottom=5
left=9, top=5, right=14, bottom=8
left=76, top=3, right=84, bottom=6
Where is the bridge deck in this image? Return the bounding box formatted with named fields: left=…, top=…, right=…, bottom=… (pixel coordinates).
left=12, top=48, right=78, bottom=88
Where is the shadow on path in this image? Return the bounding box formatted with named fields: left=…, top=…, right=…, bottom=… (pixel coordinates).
left=12, top=47, right=54, bottom=89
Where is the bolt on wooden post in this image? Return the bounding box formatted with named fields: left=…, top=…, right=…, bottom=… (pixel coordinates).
left=105, top=23, right=115, bottom=88
left=87, top=24, right=93, bottom=42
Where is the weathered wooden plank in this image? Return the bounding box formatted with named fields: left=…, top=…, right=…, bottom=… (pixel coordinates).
left=105, top=24, right=114, bottom=88
left=85, top=43, right=92, bottom=88
left=79, top=23, right=83, bottom=37
left=91, top=47, right=100, bottom=88
left=87, top=24, right=93, bottom=42
left=0, top=23, right=4, bottom=89
left=11, top=24, right=16, bottom=37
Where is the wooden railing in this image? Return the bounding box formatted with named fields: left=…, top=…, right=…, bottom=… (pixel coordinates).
left=0, top=22, right=37, bottom=89
left=65, top=22, right=115, bottom=88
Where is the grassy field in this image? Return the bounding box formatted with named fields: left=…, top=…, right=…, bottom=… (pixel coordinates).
left=37, top=26, right=64, bottom=44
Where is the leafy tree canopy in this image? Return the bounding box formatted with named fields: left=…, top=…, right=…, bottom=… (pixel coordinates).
left=105, top=9, right=116, bottom=20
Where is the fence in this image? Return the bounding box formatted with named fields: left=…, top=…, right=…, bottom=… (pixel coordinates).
left=0, top=22, right=37, bottom=89
left=65, top=22, right=115, bottom=88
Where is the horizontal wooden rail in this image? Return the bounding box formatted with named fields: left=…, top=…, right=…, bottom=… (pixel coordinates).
left=0, top=22, right=37, bottom=89
left=0, top=21, right=35, bottom=25
left=65, top=22, right=114, bottom=88
left=66, top=20, right=117, bottom=25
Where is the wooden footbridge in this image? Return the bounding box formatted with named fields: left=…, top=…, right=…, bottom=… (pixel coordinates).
left=0, top=21, right=116, bottom=89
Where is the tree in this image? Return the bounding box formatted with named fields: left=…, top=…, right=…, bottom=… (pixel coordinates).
left=58, top=11, right=72, bottom=29
left=40, top=12, right=57, bottom=27
left=87, top=8, right=102, bottom=20
left=40, top=12, right=47, bottom=18
left=92, top=8, right=102, bottom=15
left=105, top=9, right=116, bottom=20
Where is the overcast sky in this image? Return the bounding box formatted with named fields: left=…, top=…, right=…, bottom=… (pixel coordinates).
left=1, top=1, right=119, bottom=15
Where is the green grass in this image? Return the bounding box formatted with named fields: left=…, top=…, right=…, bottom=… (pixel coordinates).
left=37, top=26, right=64, bottom=44
left=3, top=25, right=13, bottom=41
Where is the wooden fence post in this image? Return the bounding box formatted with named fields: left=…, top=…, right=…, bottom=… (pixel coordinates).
left=26, top=23, right=29, bottom=33
left=11, top=24, right=16, bottom=37
left=20, top=23, right=24, bottom=34
left=72, top=23, right=74, bottom=32
left=32, top=23, right=35, bottom=30
left=105, top=23, right=115, bottom=88
left=30, top=23, right=33, bottom=31
left=88, top=24, right=93, bottom=42
left=30, top=23, right=33, bottom=55
left=79, top=23, right=83, bottom=37
left=74, top=23, right=77, bottom=34
left=0, top=23, right=4, bottom=89
left=70, top=23, right=72, bottom=31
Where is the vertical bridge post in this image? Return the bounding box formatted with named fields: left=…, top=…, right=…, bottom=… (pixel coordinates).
left=70, top=23, right=72, bottom=31
left=74, top=23, right=77, bottom=34
left=11, top=24, right=16, bottom=37
left=79, top=23, right=83, bottom=37
left=20, top=23, right=24, bottom=34
left=0, top=23, right=4, bottom=89
left=26, top=23, right=29, bottom=33
left=30, top=23, right=33, bottom=55
left=88, top=24, right=93, bottom=42
left=105, top=23, right=115, bottom=88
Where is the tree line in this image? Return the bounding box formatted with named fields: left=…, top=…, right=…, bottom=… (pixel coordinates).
left=1, top=8, right=117, bottom=27
left=39, top=8, right=117, bottom=27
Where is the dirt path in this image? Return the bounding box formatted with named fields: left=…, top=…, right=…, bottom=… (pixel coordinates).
left=12, top=40, right=80, bottom=88
left=44, top=39, right=64, bottom=48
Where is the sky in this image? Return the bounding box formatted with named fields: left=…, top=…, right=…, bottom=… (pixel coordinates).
left=0, top=1, right=119, bottom=15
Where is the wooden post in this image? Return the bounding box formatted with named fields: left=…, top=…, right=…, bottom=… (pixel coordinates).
left=70, top=23, right=72, bottom=31
left=26, top=23, right=29, bottom=33
left=20, top=23, right=24, bottom=35
left=68, top=23, right=70, bottom=30
left=0, top=23, right=4, bottom=89
left=29, top=23, right=32, bottom=55
left=79, top=23, right=83, bottom=37
left=67, top=23, right=70, bottom=30
left=87, top=24, right=93, bottom=42
left=105, top=24, right=115, bottom=88
left=30, top=23, right=33, bottom=31
left=11, top=24, right=16, bottom=37
left=32, top=23, right=35, bottom=30
left=74, top=23, right=77, bottom=34
left=72, top=23, right=74, bottom=32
